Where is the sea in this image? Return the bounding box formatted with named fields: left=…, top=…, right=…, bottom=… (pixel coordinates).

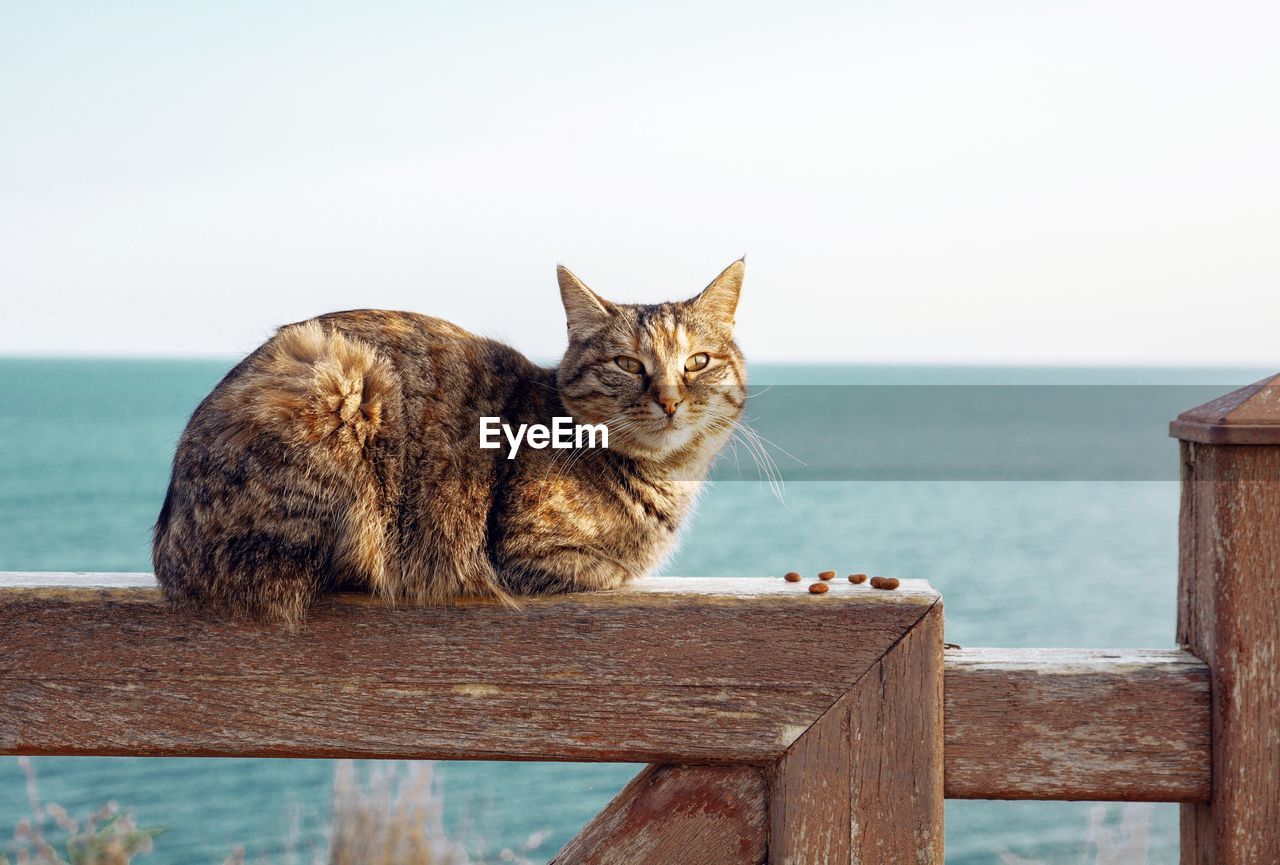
left=1, top=358, right=1271, bottom=865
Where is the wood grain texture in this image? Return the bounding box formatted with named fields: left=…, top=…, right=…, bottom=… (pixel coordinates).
left=770, top=602, right=944, bottom=865
left=944, top=647, right=1211, bottom=802
left=769, top=681, right=854, bottom=864
left=1, top=574, right=1215, bottom=804
left=549, top=764, right=767, bottom=865
left=1176, top=442, right=1280, bottom=864
left=0, top=575, right=935, bottom=763
left=848, top=603, right=944, bottom=865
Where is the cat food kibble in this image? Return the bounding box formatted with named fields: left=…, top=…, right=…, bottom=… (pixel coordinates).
left=870, top=576, right=900, bottom=590
left=818, top=570, right=836, bottom=580
left=848, top=573, right=868, bottom=584
left=808, top=582, right=829, bottom=594
left=784, top=572, right=802, bottom=582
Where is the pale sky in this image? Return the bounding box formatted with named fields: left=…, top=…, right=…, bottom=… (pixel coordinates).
left=2, top=2, right=1277, bottom=364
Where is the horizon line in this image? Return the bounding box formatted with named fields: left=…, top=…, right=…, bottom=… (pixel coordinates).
left=0, top=352, right=1274, bottom=373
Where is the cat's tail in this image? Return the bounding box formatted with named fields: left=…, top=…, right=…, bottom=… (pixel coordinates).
left=240, top=320, right=398, bottom=456
left=154, top=321, right=404, bottom=625
left=258, top=324, right=522, bottom=609
left=245, top=321, right=404, bottom=599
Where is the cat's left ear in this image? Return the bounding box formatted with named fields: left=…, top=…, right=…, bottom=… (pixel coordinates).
left=690, top=258, right=744, bottom=324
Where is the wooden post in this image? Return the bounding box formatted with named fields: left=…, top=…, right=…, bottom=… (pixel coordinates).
left=1172, top=374, right=1280, bottom=865
left=769, top=602, right=944, bottom=865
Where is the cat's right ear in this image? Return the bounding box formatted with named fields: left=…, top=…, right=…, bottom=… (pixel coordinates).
left=558, top=265, right=616, bottom=335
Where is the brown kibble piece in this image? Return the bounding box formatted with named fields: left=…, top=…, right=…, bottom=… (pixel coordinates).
left=848, top=574, right=868, bottom=584
left=808, top=582, right=829, bottom=594
left=818, top=570, right=836, bottom=580
left=784, top=572, right=802, bottom=583
left=870, top=576, right=900, bottom=590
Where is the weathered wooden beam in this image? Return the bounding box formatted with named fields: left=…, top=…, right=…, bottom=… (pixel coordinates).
left=0, top=575, right=1215, bottom=806
left=770, top=603, right=945, bottom=864
left=1174, top=379, right=1280, bottom=865
left=943, top=647, right=1210, bottom=802
left=0, top=574, right=935, bottom=764
left=549, top=764, right=767, bottom=865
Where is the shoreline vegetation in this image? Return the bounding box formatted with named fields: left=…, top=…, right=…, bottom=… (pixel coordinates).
left=4, top=759, right=546, bottom=865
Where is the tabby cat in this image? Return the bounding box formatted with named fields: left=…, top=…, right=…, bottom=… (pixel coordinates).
left=153, top=260, right=747, bottom=624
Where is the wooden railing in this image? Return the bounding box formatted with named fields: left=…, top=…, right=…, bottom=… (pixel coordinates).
left=2, top=377, right=1278, bottom=864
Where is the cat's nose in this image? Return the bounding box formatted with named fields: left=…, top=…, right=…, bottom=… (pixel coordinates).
left=653, top=385, right=684, bottom=417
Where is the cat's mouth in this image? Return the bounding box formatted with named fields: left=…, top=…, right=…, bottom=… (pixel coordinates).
left=630, top=409, right=704, bottom=449
left=648, top=407, right=688, bottom=432
left=592, top=404, right=717, bottom=458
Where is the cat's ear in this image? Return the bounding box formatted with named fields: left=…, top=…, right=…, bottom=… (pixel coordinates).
left=690, top=258, right=744, bottom=324
left=558, top=265, right=617, bottom=335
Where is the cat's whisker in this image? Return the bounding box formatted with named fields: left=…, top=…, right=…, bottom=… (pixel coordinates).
left=701, top=412, right=786, bottom=502
left=735, top=429, right=782, bottom=488
left=736, top=428, right=784, bottom=482
left=738, top=423, right=804, bottom=468
left=699, top=414, right=756, bottom=488
left=708, top=419, right=746, bottom=482
left=737, top=436, right=786, bottom=503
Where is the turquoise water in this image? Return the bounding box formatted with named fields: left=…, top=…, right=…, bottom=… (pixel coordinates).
left=1, top=359, right=1269, bottom=864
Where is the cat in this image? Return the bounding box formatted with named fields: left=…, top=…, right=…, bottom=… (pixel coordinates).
left=153, top=260, right=747, bottom=624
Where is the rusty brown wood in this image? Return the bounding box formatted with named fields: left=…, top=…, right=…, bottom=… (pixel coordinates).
left=0, top=574, right=1215, bottom=805
left=0, top=574, right=936, bottom=763
left=944, top=647, right=1211, bottom=802
left=1170, top=374, right=1280, bottom=445
left=769, top=679, right=854, bottom=863
left=1175, top=438, right=1280, bottom=864
left=770, top=602, right=944, bottom=865
left=549, top=764, right=767, bottom=865
left=850, top=603, right=944, bottom=864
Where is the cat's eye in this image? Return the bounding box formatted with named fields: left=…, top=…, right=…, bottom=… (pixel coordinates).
left=615, top=356, right=645, bottom=374
left=684, top=352, right=710, bottom=372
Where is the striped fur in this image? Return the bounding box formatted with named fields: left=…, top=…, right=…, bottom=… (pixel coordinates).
left=153, top=261, right=747, bottom=625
